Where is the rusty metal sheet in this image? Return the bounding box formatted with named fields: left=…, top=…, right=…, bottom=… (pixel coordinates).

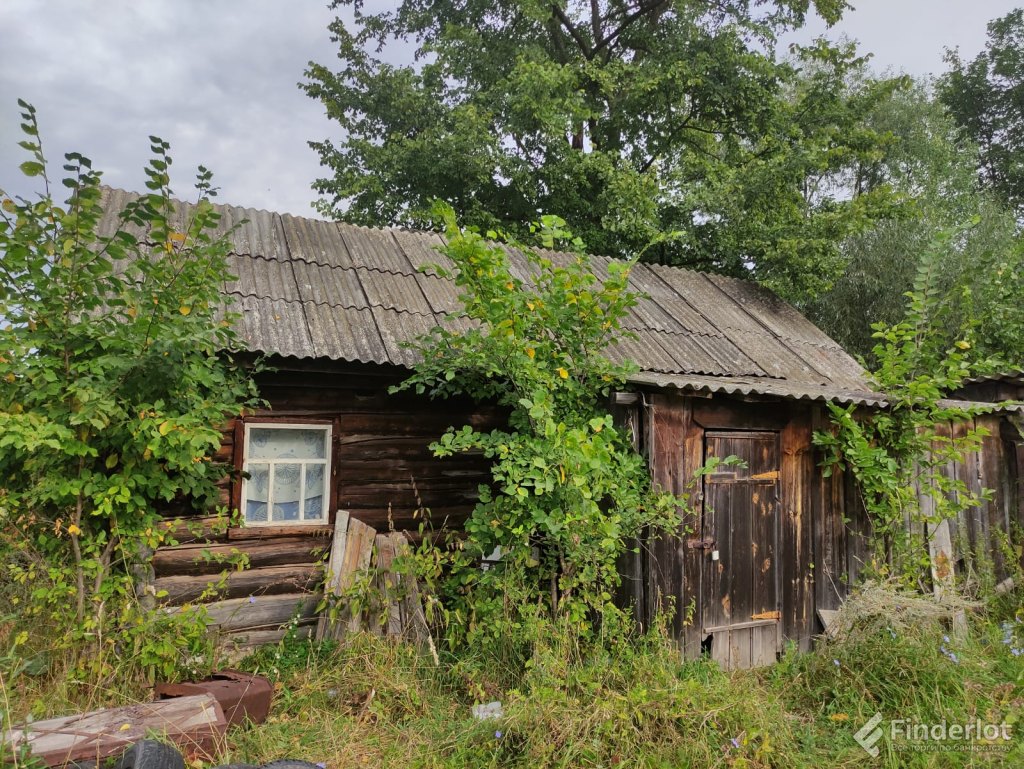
left=155, top=670, right=272, bottom=727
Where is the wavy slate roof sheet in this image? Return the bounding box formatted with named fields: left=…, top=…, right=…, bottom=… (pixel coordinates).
left=97, top=188, right=878, bottom=404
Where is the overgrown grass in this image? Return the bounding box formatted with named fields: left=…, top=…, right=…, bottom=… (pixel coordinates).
left=3, top=583, right=1022, bottom=768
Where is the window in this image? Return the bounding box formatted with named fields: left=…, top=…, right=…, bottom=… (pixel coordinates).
left=241, top=423, right=331, bottom=525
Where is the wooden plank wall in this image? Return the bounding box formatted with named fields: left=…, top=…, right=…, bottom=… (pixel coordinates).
left=917, top=414, right=1024, bottom=584
left=152, top=357, right=502, bottom=646
left=635, top=393, right=871, bottom=657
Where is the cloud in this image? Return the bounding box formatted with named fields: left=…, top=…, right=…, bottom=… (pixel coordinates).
left=0, top=0, right=341, bottom=216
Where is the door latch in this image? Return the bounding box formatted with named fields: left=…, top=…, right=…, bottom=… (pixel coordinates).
left=686, top=537, right=717, bottom=551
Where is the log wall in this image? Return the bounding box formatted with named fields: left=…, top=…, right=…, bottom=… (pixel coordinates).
left=153, top=357, right=503, bottom=647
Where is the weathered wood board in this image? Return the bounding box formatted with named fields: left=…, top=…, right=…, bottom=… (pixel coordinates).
left=4, top=694, right=226, bottom=767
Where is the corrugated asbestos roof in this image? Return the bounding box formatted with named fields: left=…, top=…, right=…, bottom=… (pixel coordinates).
left=97, top=187, right=878, bottom=404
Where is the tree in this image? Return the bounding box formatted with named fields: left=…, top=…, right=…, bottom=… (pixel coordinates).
left=809, top=79, right=1024, bottom=366
left=303, top=1, right=905, bottom=302
left=939, top=8, right=1024, bottom=218
left=0, top=102, right=259, bottom=677
left=397, top=207, right=685, bottom=650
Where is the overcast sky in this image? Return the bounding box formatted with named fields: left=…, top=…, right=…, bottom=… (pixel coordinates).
left=1, top=1, right=1020, bottom=218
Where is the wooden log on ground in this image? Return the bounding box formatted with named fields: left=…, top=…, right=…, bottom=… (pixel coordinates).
left=153, top=537, right=330, bottom=577
left=3, top=694, right=227, bottom=767
left=153, top=564, right=321, bottom=604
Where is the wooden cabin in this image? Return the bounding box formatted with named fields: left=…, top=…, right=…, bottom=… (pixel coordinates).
left=97, top=189, right=1022, bottom=668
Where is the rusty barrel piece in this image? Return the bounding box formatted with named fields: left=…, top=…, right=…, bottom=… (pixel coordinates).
left=155, top=670, right=272, bottom=727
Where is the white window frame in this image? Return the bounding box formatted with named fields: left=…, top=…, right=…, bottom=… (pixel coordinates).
left=240, top=422, right=332, bottom=527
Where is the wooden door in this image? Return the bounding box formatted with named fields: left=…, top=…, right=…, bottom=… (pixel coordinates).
left=700, top=431, right=781, bottom=669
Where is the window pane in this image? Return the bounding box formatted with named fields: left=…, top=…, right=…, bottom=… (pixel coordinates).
left=304, top=464, right=325, bottom=520
left=249, top=428, right=326, bottom=460
left=271, top=463, right=302, bottom=521
left=244, top=463, right=269, bottom=523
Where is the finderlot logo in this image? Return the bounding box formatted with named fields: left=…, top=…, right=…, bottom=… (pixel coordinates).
left=855, top=712, right=885, bottom=757
left=853, top=712, right=1014, bottom=756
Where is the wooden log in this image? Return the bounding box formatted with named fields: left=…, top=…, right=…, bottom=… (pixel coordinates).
left=160, top=515, right=232, bottom=545
left=166, top=593, right=321, bottom=632
left=218, top=623, right=314, bottom=650
left=153, top=537, right=330, bottom=577
left=227, top=524, right=334, bottom=540
left=153, top=564, right=321, bottom=604
left=316, top=511, right=350, bottom=640
left=3, top=694, right=227, bottom=767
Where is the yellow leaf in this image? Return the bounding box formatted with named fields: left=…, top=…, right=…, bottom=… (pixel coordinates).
left=829, top=713, right=849, bottom=722
left=4, top=373, right=14, bottom=383
left=526, top=348, right=535, bottom=359
left=126, top=307, right=137, bottom=319
left=955, top=340, right=971, bottom=350
left=158, top=420, right=172, bottom=436
left=1, top=198, right=15, bottom=213
left=505, top=281, right=514, bottom=290
left=119, top=723, right=131, bottom=732
left=557, top=368, right=569, bottom=379
left=526, top=301, right=535, bottom=311
left=68, top=523, right=82, bottom=536
left=169, top=232, right=186, bottom=243
left=179, top=305, right=192, bottom=316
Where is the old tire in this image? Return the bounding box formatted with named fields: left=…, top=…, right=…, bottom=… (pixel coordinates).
left=210, top=764, right=260, bottom=769
left=112, top=740, right=185, bottom=769
left=259, top=761, right=322, bottom=769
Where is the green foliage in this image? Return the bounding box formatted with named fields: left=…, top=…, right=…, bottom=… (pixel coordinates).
left=772, top=582, right=1023, bottom=766
left=0, top=102, right=259, bottom=679
left=939, top=8, right=1024, bottom=218
left=809, top=77, right=1024, bottom=365
left=304, top=1, right=906, bottom=302
left=814, top=248, right=1001, bottom=577
left=396, top=206, right=684, bottom=651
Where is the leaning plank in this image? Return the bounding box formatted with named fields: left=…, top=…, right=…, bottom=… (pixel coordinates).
left=390, top=532, right=438, bottom=664
left=321, top=517, right=376, bottom=640
left=164, top=593, right=322, bottom=632
left=153, top=564, right=321, bottom=604
left=344, top=518, right=377, bottom=636
left=371, top=533, right=401, bottom=637
left=4, top=694, right=227, bottom=767
left=315, top=511, right=350, bottom=640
